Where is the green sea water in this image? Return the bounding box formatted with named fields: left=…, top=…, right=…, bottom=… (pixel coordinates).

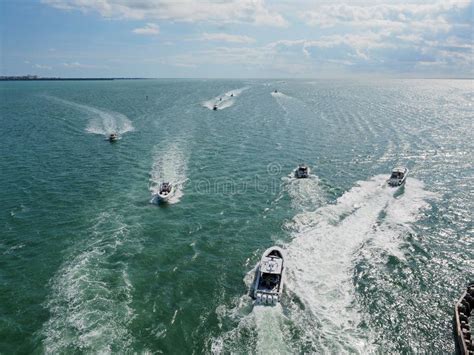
left=0, top=79, right=472, bottom=353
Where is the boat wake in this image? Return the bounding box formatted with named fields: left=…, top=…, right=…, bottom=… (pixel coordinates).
left=210, top=268, right=291, bottom=354
left=270, top=91, right=289, bottom=98
left=42, top=212, right=139, bottom=353
left=212, top=175, right=435, bottom=353
left=203, top=87, right=248, bottom=111
left=45, top=96, right=134, bottom=136
left=284, top=173, right=328, bottom=212
left=149, top=143, right=188, bottom=204
left=270, top=91, right=306, bottom=122
left=283, top=175, right=435, bottom=352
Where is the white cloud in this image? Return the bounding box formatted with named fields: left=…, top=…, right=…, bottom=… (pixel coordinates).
left=34, top=64, right=52, bottom=70
left=62, top=62, right=107, bottom=69
left=42, top=0, right=287, bottom=27
left=199, top=32, right=255, bottom=44
left=292, top=0, right=473, bottom=73
left=62, top=62, right=86, bottom=68
left=40, top=0, right=472, bottom=76
left=153, top=44, right=316, bottom=75
left=132, top=23, right=160, bottom=36
left=173, top=62, right=197, bottom=68
left=268, top=33, right=396, bottom=61
left=300, top=1, right=471, bottom=36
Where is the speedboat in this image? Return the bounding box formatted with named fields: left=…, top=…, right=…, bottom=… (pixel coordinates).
left=251, top=246, right=285, bottom=305
left=213, top=104, right=218, bottom=111
left=108, top=132, right=118, bottom=142
left=152, top=182, right=174, bottom=203
left=295, top=164, right=310, bottom=179
left=388, top=167, right=408, bottom=187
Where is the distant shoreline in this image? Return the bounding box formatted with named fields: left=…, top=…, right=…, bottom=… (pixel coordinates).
left=1, top=76, right=472, bottom=81
left=0, top=76, right=147, bottom=81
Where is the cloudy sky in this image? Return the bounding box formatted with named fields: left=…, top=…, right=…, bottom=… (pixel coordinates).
left=1, top=0, right=472, bottom=78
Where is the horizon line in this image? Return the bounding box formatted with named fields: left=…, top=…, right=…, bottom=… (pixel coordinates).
left=1, top=75, right=473, bottom=81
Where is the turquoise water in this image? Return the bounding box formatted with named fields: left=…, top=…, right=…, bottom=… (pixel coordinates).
left=0, top=79, right=472, bottom=353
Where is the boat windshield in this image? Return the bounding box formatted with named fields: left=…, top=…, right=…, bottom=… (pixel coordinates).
left=261, top=257, right=283, bottom=274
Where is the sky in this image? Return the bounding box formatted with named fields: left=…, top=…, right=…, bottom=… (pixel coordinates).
left=0, top=0, right=472, bottom=78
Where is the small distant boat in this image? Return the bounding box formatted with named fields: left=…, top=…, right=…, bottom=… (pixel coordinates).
left=152, top=182, right=174, bottom=203
left=295, top=164, right=310, bottom=179
left=108, top=133, right=118, bottom=142
left=388, top=167, right=408, bottom=187
left=213, top=104, right=218, bottom=111
left=252, top=246, right=285, bottom=305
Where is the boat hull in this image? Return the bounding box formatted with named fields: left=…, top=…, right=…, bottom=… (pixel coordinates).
left=295, top=167, right=310, bottom=179
left=388, top=168, right=409, bottom=187
left=252, top=246, right=285, bottom=305
left=151, top=189, right=174, bottom=204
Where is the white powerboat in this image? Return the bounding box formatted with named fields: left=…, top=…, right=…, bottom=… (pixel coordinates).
left=152, top=182, right=174, bottom=203
left=252, top=246, right=285, bottom=305
left=108, top=132, right=118, bottom=142
left=295, top=164, right=310, bottom=178
left=388, top=167, right=408, bottom=187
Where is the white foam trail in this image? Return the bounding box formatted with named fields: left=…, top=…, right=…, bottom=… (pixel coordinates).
left=284, top=172, right=328, bottom=212
left=224, top=87, right=248, bottom=97
left=45, top=96, right=134, bottom=136
left=212, top=175, right=435, bottom=353
left=149, top=143, right=188, bottom=204
left=203, top=87, right=248, bottom=110
left=211, top=295, right=291, bottom=354
left=42, top=212, right=136, bottom=353
left=270, top=92, right=289, bottom=98
left=271, top=92, right=300, bottom=120
left=210, top=264, right=290, bottom=354
left=370, top=177, right=436, bottom=258
left=253, top=305, right=290, bottom=354
left=284, top=175, right=435, bottom=352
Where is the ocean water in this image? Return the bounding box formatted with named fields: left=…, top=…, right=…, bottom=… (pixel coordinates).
left=0, top=79, right=472, bottom=353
